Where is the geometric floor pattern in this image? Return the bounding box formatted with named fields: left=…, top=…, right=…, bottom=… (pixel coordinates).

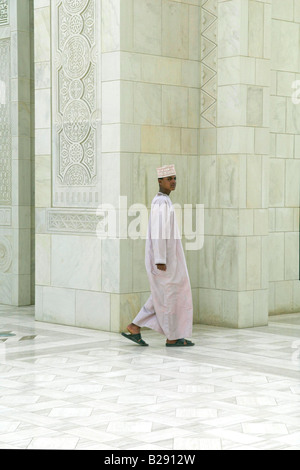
left=0, top=305, right=300, bottom=450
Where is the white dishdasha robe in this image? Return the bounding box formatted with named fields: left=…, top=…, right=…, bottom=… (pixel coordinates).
left=133, top=193, right=193, bottom=340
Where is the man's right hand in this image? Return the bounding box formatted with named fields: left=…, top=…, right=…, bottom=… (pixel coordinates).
left=156, top=264, right=167, bottom=271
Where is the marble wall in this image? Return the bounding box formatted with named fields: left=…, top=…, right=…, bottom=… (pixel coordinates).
left=0, top=0, right=297, bottom=330
left=198, top=0, right=271, bottom=328
left=0, top=0, right=34, bottom=306
left=33, top=0, right=203, bottom=331
left=269, top=0, right=300, bottom=314
left=101, top=0, right=202, bottom=331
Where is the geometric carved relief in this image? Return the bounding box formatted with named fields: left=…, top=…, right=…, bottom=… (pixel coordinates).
left=200, top=0, right=217, bottom=127
left=0, top=0, right=8, bottom=26
left=52, top=0, right=101, bottom=208
left=0, top=38, right=12, bottom=206
left=47, top=209, right=104, bottom=235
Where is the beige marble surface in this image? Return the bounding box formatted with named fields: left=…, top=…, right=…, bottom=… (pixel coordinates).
left=0, top=0, right=296, bottom=331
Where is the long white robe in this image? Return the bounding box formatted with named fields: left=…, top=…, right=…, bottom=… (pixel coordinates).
left=133, top=193, right=193, bottom=340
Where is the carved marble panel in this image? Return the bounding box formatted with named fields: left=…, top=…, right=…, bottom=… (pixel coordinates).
left=0, top=207, right=11, bottom=226
left=0, top=236, right=12, bottom=273
left=0, top=0, right=8, bottom=26
left=47, top=209, right=104, bottom=235
left=52, top=0, right=102, bottom=208
left=200, top=0, right=217, bottom=127
left=0, top=38, right=11, bottom=206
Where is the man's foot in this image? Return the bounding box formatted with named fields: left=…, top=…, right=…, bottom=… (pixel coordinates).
left=127, top=323, right=140, bottom=335
left=121, top=323, right=148, bottom=346
left=166, top=338, right=195, bottom=347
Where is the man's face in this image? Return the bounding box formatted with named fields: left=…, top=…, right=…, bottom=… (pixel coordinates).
left=159, top=175, right=177, bottom=193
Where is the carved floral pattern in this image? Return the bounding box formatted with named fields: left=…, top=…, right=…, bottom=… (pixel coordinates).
left=0, top=39, right=11, bottom=206
left=53, top=0, right=99, bottom=190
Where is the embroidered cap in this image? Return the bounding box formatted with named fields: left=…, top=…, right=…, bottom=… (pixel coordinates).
left=157, top=165, right=176, bottom=179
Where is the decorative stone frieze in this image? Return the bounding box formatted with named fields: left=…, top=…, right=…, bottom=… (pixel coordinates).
left=47, top=209, right=104, bottom=234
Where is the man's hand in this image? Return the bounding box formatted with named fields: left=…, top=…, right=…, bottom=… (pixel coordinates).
left=156, top=264, right=167, bottom=271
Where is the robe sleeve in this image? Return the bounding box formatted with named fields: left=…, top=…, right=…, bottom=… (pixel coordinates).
left=150, top=200, right=169, bottom=265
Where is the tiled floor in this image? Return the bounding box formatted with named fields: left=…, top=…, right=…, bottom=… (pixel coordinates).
left=0, top=305, right=299, bottom=450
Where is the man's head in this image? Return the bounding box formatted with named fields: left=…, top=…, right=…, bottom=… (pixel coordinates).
left=156, top=165, right=176, bottom=194
left=158, top=175, right=177, bottom=194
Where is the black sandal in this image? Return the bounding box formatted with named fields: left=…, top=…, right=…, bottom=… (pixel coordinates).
left=166, top=338, right=195, bottom=347
left=121, top=332, right=149, bottom=347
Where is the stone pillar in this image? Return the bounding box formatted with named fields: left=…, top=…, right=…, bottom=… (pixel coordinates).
left=199, top=0, right=271, bottom=327
left=0, top=0, right=34, bottom=306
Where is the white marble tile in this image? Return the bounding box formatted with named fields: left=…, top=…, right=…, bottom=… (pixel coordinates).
left=76, top=290, right=111, bottom=331
left=248, top=0, right=264, bottom=58
left=36, top=286, right=75, bottom=325
left=35, top=89, right=51, bottom=129
left=34, top=6, right=51, bottom=62
left=162, top=85, right=188, bottom=127
left=102, top=0, right=121, bottom=52
left=218, top=85, right=247, bottom=126
left=176, top=408, right=218, bottom=419
left=107, top=421, right=153, bottom=434
left=35, top=234, right=51, bottom=286
left=65, top=384, right=104, bottom=394
left=1, top=307, right=300, bottom=450
left=218, top=0, right=242, bottom=58
left=242, top=422, right=288, bottom=436
left=28, top=437, right=79, bottom=450
left=272, top=19, right=299, bottom=73
left=273, top=0, right=294, bottom=21
left=162, top=0, right=189, bottom=59
left=51, top=235, right=102, bottom=292
left=134, top=82, right=162, bottom=126
left=217, top=127, right=254, bottom=154
left=236, top=396, right=277, bottom=407
left=174, top=437, right=222, bottom=450
left=133, top=0, right=161, bottom=55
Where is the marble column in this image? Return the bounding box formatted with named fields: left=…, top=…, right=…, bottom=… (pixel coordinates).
left=0, top=0, right=34, bottom=306
left=199, top=0, right=271, bottom=327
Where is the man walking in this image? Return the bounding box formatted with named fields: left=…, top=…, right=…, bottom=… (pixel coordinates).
left=122, top=165, right=194, bottom=347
